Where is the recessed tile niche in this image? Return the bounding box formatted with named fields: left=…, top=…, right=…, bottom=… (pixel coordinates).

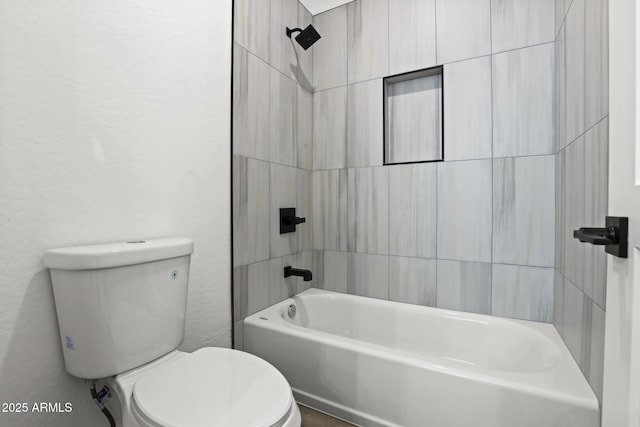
left=383, top=66, right=444, bottom=165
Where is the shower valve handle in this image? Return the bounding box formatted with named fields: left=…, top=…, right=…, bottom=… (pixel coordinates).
left=284, top=216, right=306, bottom=225
left=280, top=207, right=306, bottom=234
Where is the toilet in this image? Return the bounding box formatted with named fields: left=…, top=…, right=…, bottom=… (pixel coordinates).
left=44, top=237, right=301, bottom=427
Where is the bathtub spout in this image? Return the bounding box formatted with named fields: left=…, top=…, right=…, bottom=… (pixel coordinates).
left=284, top=266, right=312, bottom=281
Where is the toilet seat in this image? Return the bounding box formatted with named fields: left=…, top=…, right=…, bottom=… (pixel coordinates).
left=130, top=348, right=294, bottom=427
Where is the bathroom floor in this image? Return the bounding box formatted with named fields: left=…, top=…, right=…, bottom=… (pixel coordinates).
left=299, top=405, right=355, bottom=426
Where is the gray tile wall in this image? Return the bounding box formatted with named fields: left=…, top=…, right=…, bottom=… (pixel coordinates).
left=233, top=0, right=315, bottom=350
left=492, top=44, right=555, bottom=157
left=554, top=0, right=609, bottom=403
left=388, top=0, right=436, bottom=75
left=443, top=56, right=492, bottom=161
left=388, top=164, right=437, bottom=258
left=435, top=0, right=491, bottom=64
left=346, top=0, right=389, bottom=83
left=311, top=0, right=556, bottom=324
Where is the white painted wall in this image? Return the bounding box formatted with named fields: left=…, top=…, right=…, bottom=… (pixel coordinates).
left=0, top=1, right=231, bottom=426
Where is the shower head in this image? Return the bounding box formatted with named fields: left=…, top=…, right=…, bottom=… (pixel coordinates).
left=286, top=24, right=321, bottom=50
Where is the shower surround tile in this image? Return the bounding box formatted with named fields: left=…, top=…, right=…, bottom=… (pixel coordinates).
left=297, top=2, right=314, bottom=91
left=555, top=0, right=568, bottom=36
left=347, top=167, right=389, bottom=255
left=586, top=300, right=606, bottom=401
left=233, top=260, right=271, bottom=321
left=490, top=0, right=555, bottom=53
left=443, top=56, right=492, bottom=161
left=347, top=79, right=383, bottom=167
left=312, top=170, right=348, bottom=251
left=389, top=257, right=436, bottom=306
left=270, top=68, right=298, bottom=167
left=581, top=296, right=606, bottom=402
left=297, top=169, right=313, bottom=251
left=234, top=0, right=565, bottom=333
left=554, top=0, right=608, bottom=396
left=389, top=163, right=437, bottom=258
left=491, top=264, right=554, bottom=322
left=584, top=0, right=609, bottom=129
left=347, top=253, right=389, bottom=299
left=563, top=278, right=584, bottom=364
left=233, top=156, right=270, bottom=267
left=582, top=121, right=608, bottom=308
left=493, top=155, right=555, bottom=267
left=492, top=43, right=554, bottom=157
left=347, top=0, right=389, bottom=83
left=553, top=270, right=565, bottom=335
left=555, top=150, right=566, bottom=273
left=311, top=250, right=322, bottom=286
left=563, top=138, right=586, bottom=289
left=580, top=299, right=593, bottom=377
left=312, top=5, right=348, bottom=91
left=270, top=0, right=299, bottom=81
left=437, top=160, right=492, bottom=263
left=313, top=250, right=348, bottom=293
left=234, top=0, right=271, bottom=62
left=555, top=24, right=566, bottom=152
left=313, top=87, right=347, bottom=170
left=233, top=45, right=270, bottom=161
left=270, top=163, right=298, bottom=258
left=388, top=0, right=436, bottom=75
left=565, top=0, right=585, bottom=144
left=435, top=0, right=491, bottom=64
left=297, top=86, right=313, bottom=170
left=436, top=260, right=492, bottom=315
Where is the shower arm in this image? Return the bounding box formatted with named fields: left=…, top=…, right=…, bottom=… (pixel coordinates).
left=286, top=27, right=303, bottom=38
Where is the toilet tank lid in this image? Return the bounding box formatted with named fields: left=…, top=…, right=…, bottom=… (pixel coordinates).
left=44, top=237, right=194, bottom=270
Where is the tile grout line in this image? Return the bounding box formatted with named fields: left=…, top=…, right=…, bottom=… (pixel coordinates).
left=298, top=152, right=558, bottom=174
left=305, top=249, right=555, bottom=270
left=312, top=41, right=555, bottom=95
left=433, top=0, right=438, bottom=65
left=559, top=115, right=609, bottom=155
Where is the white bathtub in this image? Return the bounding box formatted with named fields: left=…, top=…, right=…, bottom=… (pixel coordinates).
left=244, top=289, right=599, bottom=427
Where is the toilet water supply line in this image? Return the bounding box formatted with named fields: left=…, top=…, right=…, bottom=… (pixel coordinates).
left=90, top=380, right=115, bottom=427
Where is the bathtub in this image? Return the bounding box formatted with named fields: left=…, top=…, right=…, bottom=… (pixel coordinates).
left=243, top=288, right=599, bottom=427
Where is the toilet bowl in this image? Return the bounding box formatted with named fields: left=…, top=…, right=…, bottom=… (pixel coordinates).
left=109, top=347, right=301, bottom=427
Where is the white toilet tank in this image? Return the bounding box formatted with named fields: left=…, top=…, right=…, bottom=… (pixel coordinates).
left=44, top=237, right=194, bottom=379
